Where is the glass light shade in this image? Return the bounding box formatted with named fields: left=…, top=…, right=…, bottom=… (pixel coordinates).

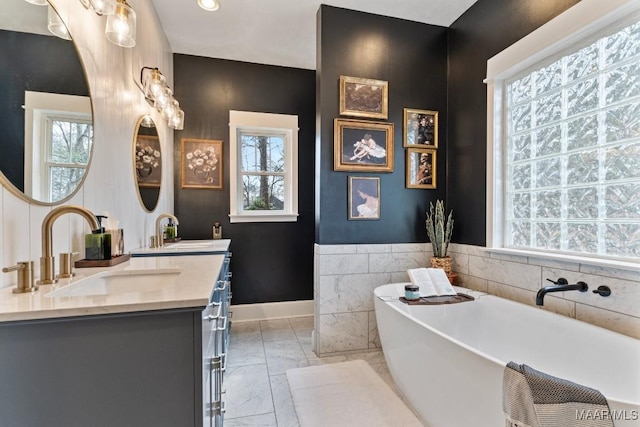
left=143, top=69, right=166, bottom=101
left=169, top=109, right=185, bottom=130
left=140, top=115, right=155, bottom=128
left=105, top=0, right=136, bottom=48
left=24, top=0, right=48, bottom=6
left=153, top=87, right=173, bottom=112
left=162, top=99, right=179, bottom=121
left=197, top=0, right=220, bottom=11
left=47, top=6, right=71, bottom=40
left=89, top=0, right=116, bottom=15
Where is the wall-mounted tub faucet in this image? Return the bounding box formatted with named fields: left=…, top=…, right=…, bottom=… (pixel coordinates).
left=536, top=278, right=588, bottom=306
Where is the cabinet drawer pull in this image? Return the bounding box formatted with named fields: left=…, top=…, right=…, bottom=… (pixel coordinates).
left=203, top=303, right=222, bottom=321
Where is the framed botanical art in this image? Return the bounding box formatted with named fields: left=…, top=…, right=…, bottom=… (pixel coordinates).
left=181, top=138, right=223, bottom=189
left=339, top=76, right=389, bottom=119
left=406, top=148, right=436, bottom=189
left=334, top=118, right=394, bottom=172
left=135, top=135, right=162, bottom=188
left=348, top=176, right=380, bottom=220
left=403, top=108, right=438, bottom=148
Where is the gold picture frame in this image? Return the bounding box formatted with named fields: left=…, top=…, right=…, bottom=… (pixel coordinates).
left=348, top=176, right=380, bottom=220
left=334, top=118, right=394, bottom=172
left=406, top=148, right=436, bottom=189
left=403, top=108, right=438, bottom=148
left=339, top=76, right=389, bottom=119
left=181, top=138, right=223, bottom=189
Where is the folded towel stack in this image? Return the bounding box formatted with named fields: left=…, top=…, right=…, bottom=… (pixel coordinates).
left=503, top=362, right=613, bottom=427
left=407, top=268, right=457, bottom=297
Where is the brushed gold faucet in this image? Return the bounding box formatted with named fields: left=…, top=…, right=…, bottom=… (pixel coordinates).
left=153, top=213, right=179, bottom=248
left=39, top=205, right=99, bottom=285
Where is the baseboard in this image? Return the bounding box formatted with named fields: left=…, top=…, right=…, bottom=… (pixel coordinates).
left=230, top=300, right=314, bottom=322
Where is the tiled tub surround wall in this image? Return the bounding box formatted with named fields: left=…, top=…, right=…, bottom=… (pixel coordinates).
left=313, top=243, right=640, bottom=356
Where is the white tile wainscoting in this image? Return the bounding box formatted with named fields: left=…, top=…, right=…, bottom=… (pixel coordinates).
left=313, top=243, right=640, bottom=356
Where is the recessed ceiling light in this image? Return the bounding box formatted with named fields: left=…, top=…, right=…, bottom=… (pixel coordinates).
left=197, top=0, right=220, bottom=12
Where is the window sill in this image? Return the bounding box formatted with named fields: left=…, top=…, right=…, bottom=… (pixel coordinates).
left=229, top=213, right=299, bottom=223
left=483, top=247, right=640, bottom=273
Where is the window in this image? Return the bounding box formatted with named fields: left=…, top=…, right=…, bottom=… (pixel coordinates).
left=24, top=91, right=92, bottom=202
left=486, top=1, right=640, bottom=264
left=229, top=111, right=298, bottom=222
left=45, top=115, right=93, bottom=202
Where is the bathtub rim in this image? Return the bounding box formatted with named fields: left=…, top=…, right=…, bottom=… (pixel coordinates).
left=374, top=282, right=640, bottom=408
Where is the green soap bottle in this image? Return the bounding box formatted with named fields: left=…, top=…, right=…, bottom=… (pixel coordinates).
left=165, top=218, right=177, bottom=240
left=85, top=215, right=112, bottom=260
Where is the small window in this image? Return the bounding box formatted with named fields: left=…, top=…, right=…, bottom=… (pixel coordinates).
left=45, top=115, right=93, bottom=202
left=229, top=111, right=298, bottom=222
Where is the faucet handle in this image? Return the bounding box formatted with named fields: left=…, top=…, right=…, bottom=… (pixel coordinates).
left=545, top=277, right=568, bottom=285
left=3, top=261, right=38, bottom=294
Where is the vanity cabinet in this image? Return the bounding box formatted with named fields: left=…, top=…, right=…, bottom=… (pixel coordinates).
left=203, top=251, right=232, bottom=427
left=0, top=252, right=232, bottom=427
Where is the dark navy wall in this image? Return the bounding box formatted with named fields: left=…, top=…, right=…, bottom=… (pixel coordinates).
left=174, top=0, right=583, bottom=304
left=0, top=30, right=88, bottom=191
left=447, top=0, right=581, bottom=245
left=316, top=6, right=449, bottom=244
left=173, top=55, right=315, bottom=304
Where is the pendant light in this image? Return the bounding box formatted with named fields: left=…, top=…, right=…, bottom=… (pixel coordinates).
left=47, top=5, right=71, bottom=40
left=105, top=0, right=136, bottom=48
left=89, top=0, right=116, bottom=15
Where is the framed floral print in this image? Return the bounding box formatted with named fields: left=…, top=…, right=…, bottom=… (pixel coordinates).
left=135, top=135, right=162, bottom=188
left=181, top=138, right=223, bottom=189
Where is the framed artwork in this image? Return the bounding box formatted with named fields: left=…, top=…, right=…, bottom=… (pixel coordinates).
left=181, top=138, right=223, bottom=189
left=334, top=118, right=394, bottom=172
left=339, top=76, right=389, bottom=119
left=348, top=176, right=380, bottom=220
left=135, top=135, right=162, bottom=188
left=403, top=108, right=438, bottom=148
left=406, top=148, right=436, bottom=189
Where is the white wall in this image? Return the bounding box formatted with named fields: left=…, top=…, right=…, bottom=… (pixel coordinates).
left=1, top=0, right=174, bottom=288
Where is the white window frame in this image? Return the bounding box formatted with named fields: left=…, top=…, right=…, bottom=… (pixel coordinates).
left=24, top=91, right=92, bottom=202
left=485, top=0, right=640, bottom=269
left=229, top=110, right=299, bottom=223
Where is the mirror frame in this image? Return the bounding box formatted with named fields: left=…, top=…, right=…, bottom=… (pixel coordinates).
left=133, top=115, right=162, bottom=212
left=0, top=1, right=95, bottom=206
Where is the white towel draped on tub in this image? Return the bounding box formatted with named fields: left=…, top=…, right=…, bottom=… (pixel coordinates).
left=503, top=362, right=614, bottom=427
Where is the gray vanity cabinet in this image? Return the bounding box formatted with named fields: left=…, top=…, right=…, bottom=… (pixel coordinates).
left=0, top=308, right=206, bottom=427
left=0, top=253, right=232, bottom=427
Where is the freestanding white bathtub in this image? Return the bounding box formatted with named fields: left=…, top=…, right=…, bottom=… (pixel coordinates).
left=374, top=283, right=640, bottom=427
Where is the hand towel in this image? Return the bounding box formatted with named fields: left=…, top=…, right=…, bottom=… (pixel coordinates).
left=503, top=362, right=613, bottom=427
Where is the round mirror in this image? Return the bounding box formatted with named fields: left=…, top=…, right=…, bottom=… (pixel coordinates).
left=0, top=0, right=93, bottom=205
left=134, top=115, right=161, bottom=212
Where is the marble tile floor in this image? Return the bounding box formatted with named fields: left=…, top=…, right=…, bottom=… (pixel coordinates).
left=224, top=316, right=404, bottom=427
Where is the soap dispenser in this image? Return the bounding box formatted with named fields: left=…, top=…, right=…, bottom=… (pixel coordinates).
left=165, top=218, right=177, bottom=240
left=85, top=215, right=112, bottom=260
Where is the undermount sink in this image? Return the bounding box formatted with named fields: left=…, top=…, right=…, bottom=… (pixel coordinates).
left=45, top=268, right=182, bottom=298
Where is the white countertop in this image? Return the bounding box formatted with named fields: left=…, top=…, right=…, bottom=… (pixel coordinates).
left=0, top=254, right=226, bottom=323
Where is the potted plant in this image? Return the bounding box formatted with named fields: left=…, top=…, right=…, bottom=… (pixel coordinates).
left=425, top=200, right=454, bottom=275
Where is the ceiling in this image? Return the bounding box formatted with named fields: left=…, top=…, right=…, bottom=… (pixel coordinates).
left=150, top=0, right=478, bottom=70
